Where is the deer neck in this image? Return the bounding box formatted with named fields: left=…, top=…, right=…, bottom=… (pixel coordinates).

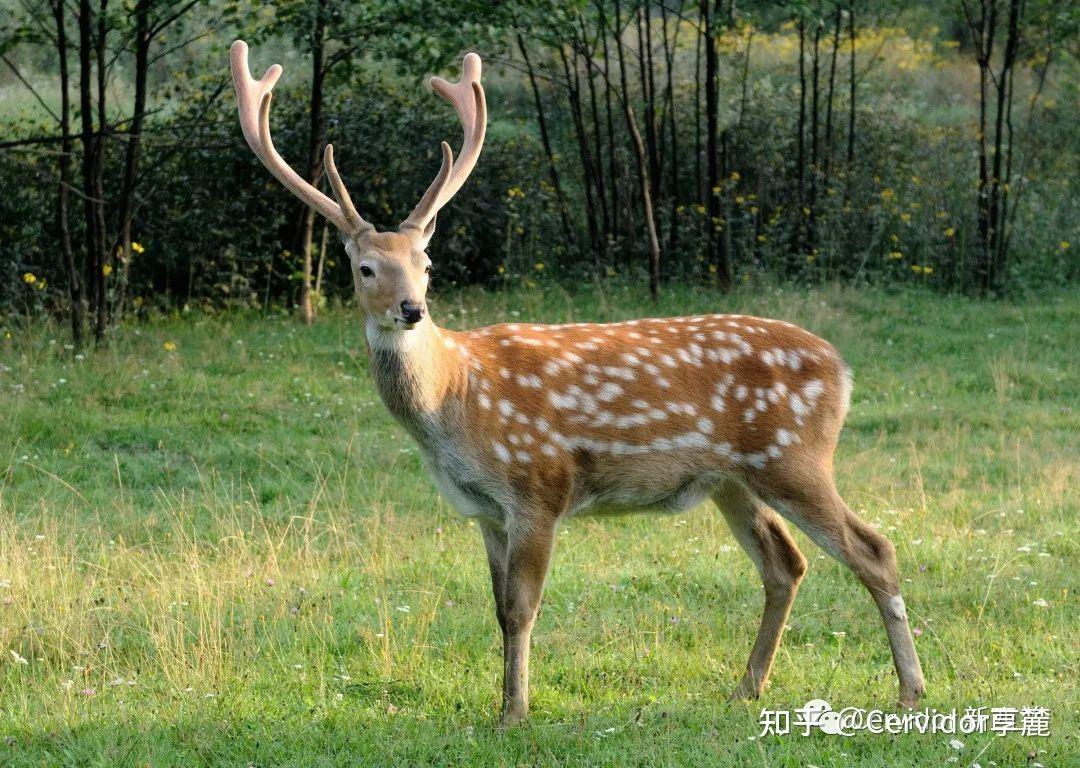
left=364, top=315, right=462, bottom=439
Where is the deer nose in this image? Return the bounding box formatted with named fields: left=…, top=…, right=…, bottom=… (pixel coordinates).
left=400, top=301, right=425, bottom=324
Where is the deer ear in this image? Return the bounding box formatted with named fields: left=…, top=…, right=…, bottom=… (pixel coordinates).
left=416, top=215, right=438, bottom=249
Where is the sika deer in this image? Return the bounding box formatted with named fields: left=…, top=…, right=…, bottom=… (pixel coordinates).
left=230, top=41, right=926, bottom=725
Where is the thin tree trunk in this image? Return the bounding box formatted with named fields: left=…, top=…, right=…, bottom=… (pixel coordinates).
left=78, top=0, right=96, bottom=303
left=559, top=45, right=602, bottom=263
left=701, top=0, right=730, bottom=288
left=578, top=20, right=611, bottom=249
left=808, top=17, right=821, bottom=251
left=823, top=5, right=841, bottom=183
left=298, top=0, right=327, bottom=325
left=659, top=0, right=679, bottom=259
left=736, top=26, right=753, bottom=138
left=53, top=0, right=83, bottom=346
left=614, top=0, right=660, bottom=299
left=795, top=16, right=807, bottom=255
left=967, top=0, right=997, bottom=292
left=595, top=2, right=621, bottom=240
left=93, top=0, right=109, bottom=340
left=636, top=4, right=660, bottom=199
left=517, top=34, right=574, bottom=247
left=987, top=0, right=1021, bottom=292
left=693, top=12, right=702, bottom=201
left=846, top=2, right=856, bottom=177
left=315, top=221, right=328, bottom=296
left=113, top=0, right=151, bottom=320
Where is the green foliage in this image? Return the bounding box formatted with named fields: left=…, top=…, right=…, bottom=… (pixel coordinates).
left=0, top=0, right=1076, bottom=322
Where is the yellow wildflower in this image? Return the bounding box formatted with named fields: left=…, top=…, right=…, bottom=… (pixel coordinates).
left=131, top=242, right=145, bottom=254
left=735, top=196, right=745, bottom=205
left=102, top=264, right=113, bottom=277
left=944, top=228, right=955, bottom=237
left=880, top=188, right=895, bottom=202
left=497, top=265, right=506, bottom=275
left=889, top=251, right=903, bottom=260
left=694, top=204, right=706, bottom=214
left=756, top=234, right=767, bottom=243
left=1060, top=241, right=1070, bottom=250
left=729, top=171, right=740, bottom=182
left=162, top=341, right=177, bottom=351
left=900, top=212, right=912, bottom=223
left=22, top=272, right=37, bottom=284
left=534, top=262, right=544, bottom=272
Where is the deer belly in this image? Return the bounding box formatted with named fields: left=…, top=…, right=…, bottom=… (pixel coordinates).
left=570, top=470, right=729, bottom=517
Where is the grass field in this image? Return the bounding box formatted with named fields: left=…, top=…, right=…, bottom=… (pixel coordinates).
left=1, top=285, right=1076, bottom=766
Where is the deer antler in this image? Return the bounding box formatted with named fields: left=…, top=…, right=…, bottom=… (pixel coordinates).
left=399, top=52, right=487, bottom=236
left=230, top=40, right=368, bottom=234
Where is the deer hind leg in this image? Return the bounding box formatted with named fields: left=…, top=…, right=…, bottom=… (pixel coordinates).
left=753, top=468, right=926, bottom=707
left=713, top=480, right=808, bottom=701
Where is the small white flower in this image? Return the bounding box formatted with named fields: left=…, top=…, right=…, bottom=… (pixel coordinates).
left=831, top=631, right=847, bottom=638
left=1032, top=598, right=1049, bottom=608
left=10, top=650, right=28, bottom=665
left=948, top=738, right=964, bottom=750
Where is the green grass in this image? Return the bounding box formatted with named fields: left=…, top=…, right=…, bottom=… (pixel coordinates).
left=1, top=284, right=1077, bottom=766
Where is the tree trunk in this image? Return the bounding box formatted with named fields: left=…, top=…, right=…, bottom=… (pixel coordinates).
left=78, top=0, right=101, bottom=339
left=808, top=17, right=821, bottom=252
left=693, top=12, right=702, bottom=201
left=701, top=0, right=730, bottom=288
left=795, top=17, right=807, bottom=256
left=53, top=0, right=83, bottom=346
left=636, top=4, right=661, bottom=199
left=614, top=0, right=661, bottom=299
left=93, top=0, right=109, bottom=341
left=298, top=0, right=327, bottom=325
left=845, top=2, right=856, bottom=182
left=823, top=6, right=841, bottom=183
left=559, top=45, right=602, bottom=263
left=517, top=34, right=574, bottom=247
left=578, top=21, right=611, bottom=249
left=113, top=0, right=151, bottom=321
left=659, top=0, right=679, bottom=259
left=595, top=2, right=622, bottom=240
left=987, top=0, right=1021, bottom=292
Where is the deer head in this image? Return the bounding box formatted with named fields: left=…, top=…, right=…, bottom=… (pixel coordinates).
left=229, top=41, right=486, bottom=329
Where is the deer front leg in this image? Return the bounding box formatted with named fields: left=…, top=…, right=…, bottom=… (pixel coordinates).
left=493, top=516, right=556, bottom=726
left=479, top=519, right=509, bottom=646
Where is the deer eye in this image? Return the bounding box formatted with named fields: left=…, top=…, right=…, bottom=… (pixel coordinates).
left=425, top=264, right=434, bottom=275
left=359, top=265, right=374, bottom=278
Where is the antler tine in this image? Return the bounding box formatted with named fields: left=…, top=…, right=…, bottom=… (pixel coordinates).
left=323, top=144, right=367, bottom=233
left=230, top=40, right=367, bottom=234
left=400, top=53, right=487, bottom=234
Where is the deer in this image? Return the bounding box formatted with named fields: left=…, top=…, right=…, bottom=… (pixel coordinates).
left=230, top=40, right=926, bottom=726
